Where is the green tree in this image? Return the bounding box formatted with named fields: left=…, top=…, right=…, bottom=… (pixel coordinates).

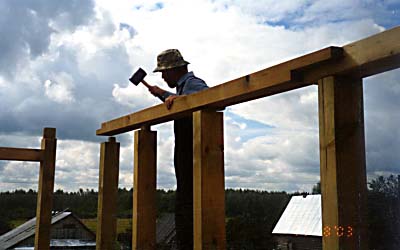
left=312, top=181, right=321, bottom=194
left=0, top=216, right=11, bottom=235
left=368, top=175, right=400, bottom=250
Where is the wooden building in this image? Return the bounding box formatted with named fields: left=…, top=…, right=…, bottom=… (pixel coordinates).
left=272, top=195, right=322, bottom=250
left=0, top=211, right=96, bottom=250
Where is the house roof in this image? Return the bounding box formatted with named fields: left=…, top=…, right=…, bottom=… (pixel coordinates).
left=272, top=194, right=322, bottom=237
left=156, top=213, right=175, bottom=245
left=0, top=212, right=94, bottom=250
left=1, top=212, right=176, bottom=249
left=13, top=239, right=96, bottom=249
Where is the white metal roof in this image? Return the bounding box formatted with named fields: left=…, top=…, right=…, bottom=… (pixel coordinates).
left=272, top=194, right=322, bottom=236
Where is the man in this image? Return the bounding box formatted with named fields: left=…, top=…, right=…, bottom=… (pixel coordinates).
left=148, top=49, right=208, bottom=249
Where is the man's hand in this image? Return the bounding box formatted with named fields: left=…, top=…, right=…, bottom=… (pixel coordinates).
left=148, top=85, right=165, bottom=98
left=165, top=95, right=179, bottom=109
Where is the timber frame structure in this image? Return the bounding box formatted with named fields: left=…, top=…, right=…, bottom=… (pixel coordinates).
left=96, top=27, right=400, bottom=250
left=0, top=128, right=57, bottom=250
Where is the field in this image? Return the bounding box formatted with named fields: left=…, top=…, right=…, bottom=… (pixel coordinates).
left=81, top=218, right=132, bottom=235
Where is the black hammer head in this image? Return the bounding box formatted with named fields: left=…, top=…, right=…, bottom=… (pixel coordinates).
left=129, top=68, right=147, bottom=85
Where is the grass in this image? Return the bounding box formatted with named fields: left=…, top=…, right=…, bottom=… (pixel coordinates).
left=80, top=218, right=132, bottom=234
left=10, top=219, right=26, bottom=228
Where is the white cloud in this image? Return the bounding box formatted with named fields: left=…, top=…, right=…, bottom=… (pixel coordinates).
left=224, top=123, right=320, bottom=191
left=0, top=161, right=40, bottom=191
left=230, top=86, right=319, bottom=131
left=112, top=83, right=155, bottom=108
left=0, top=0, right=95, bottom=78
left=44, top=72, right=76, bottom=103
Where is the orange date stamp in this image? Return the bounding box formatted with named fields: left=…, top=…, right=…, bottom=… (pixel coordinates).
left=323, top=225, right=353, bottom=237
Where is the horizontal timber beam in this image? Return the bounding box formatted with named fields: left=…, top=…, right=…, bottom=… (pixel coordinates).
left=0, top=147, right=44, bottom=162
left=303, top=26, right=400, bottom=82
left=98, top=47, right=341, bottom=135
left=97, top=26, right=400, bottom=136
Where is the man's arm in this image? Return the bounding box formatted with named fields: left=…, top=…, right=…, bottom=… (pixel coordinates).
left=165, top=95, right=179, bottom=109
left=148, top=85, right=174, bottom=102
left=164, top=78, right=208, bottom=109
left=148, top=85, right=177, bottom=109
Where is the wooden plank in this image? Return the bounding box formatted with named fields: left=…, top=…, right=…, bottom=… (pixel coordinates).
left=193, top=110, right=225, bottom=250
left=132, top=126, right=157, bottom=250
left=96, top=137, right=120, bottom=250
left=34, top=128, right=57, bottom=250
left=318, top=76, right=368, bottom=250
left=0, top=147, right=43, bottom=162
left=305, top=26, right=400, bottom=82
left=97, top=47, right=342, bottom=135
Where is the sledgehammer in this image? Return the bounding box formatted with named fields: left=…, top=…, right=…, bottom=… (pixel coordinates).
left=129, top=67, right=152, bottom=89
left=129, top=68, right=163, bottom=99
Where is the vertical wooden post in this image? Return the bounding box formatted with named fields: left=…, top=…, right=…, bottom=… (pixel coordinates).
left=318, top=76, right=368, bottom=250
left=193, top=110, right=226, bottom=250
left=132, top=126, right=157, bottom=250
left=96, top=137, right=120, bottom=250
left=35, top=128, right=57, bottom=250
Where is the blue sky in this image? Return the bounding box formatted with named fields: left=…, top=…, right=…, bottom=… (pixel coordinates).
left=0, top=0, right=399, bottom=192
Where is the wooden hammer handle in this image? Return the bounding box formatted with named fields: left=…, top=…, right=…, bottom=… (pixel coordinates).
left=141, top=79, right=164, bottom=99
left=141, top=79, right=151, bottom=89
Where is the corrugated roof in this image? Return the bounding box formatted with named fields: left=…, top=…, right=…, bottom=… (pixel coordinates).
left=13, top=239, right=96, bottom=249
left=272, top=194, right=322, bottom=236
left=0, top=212, right=72, bottom=250
left=156, top=213, right=175, bottom=245
left=50, top=239, right=96, bottom=247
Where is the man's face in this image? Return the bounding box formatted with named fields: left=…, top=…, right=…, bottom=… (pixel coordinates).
left=161, top=68, right=179, bottom=88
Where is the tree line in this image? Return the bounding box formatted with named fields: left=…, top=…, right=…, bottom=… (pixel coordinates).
left=0, top=175, right=399, bottom=249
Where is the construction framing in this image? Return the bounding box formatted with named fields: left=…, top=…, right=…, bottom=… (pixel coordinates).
left=96, top=26, right=400, bottom=250
left=0, top=128, right=57, bottom=250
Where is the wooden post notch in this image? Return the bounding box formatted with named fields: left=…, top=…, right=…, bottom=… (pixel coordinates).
left=96, top=137, right=120, bottom=250
left=34, top=127, right=57, bottom=250
left=318, top=76, right=368, bottom=250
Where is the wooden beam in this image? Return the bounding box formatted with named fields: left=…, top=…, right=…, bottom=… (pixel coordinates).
left=96, top=137, right=120, bottom=250
left=97, top=47, right=342, bottom=135
left=0, top=147, right=43, bottom=162
left=193, top=110, right=225, bottom=250
left=132, top=126, right=157, bottom=250
left=318, top=76, right=368, bottom=250
left=305, top=26, right=400, bottom=82
left=34, top=128, right=57, bottom=250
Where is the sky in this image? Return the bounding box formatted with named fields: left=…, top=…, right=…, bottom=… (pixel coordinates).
left=0, top=0, right=399, bottom=193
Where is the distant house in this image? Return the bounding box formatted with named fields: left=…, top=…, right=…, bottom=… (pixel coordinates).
left=0, top=211, right=96, bottom=250
left=272, top=194, right=322, bottom=250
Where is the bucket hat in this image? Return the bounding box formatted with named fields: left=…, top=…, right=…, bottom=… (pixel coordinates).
left=153, top=49, right=190, bottom=72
